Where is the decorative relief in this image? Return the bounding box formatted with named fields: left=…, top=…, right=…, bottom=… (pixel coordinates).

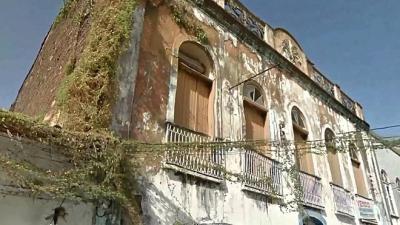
left=224, top=0, right=264, bottom=39
left=281, top=39, right=301, bottom=66
left=341, top=91, right=356, bottom=113
left=312, top=72, right=335, bottom=96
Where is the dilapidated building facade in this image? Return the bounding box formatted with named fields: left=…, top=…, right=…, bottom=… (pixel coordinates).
left=9, top=0, right=397, bottom=225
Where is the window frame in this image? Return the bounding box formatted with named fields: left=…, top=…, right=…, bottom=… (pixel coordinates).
left=325, top=128, right=343, bottom=187
left=173, top=42, right=215, bottom=136
left=243, top=82, right=266, bottom=108
left=242, top=82, right=268, bottom=141
left=291, top=106, right=307, bottom=130
left=291, top=106, right=314, bottom=175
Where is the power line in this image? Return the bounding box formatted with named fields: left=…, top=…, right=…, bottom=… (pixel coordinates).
left=228, top=64, right=279, bottom=90
left=370, top=124, right=400, bottom=131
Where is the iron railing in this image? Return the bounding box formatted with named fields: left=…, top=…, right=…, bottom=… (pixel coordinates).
left=299, top=171, right=324, bottom=208
left=331, top=184, right=354, bottom=216
left=165, top=123, right=226, bottom=179
left=242, top=149, right=283, bottom=195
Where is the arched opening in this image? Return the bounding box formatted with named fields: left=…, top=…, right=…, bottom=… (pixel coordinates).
left=325, top=129, right=342, bottom=186
left=243, top=83, right=264, bottom=105
left=302, top=217, right=324, bottom=225
left=174, top=42, right=214, bottom=135
left=381, top=170, right=397, bottom=214
left=291, top=106, right=313, bottom=174
left=349, top=143, right=368, bottom=197
left=243, top=82, right=269, bottom=154
left=381, top=170, right=388, bottom=183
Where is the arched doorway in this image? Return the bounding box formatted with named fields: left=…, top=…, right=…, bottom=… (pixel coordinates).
left=302, top=216, right=324, bottom=225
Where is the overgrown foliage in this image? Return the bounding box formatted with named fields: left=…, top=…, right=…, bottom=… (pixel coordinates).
left=54, top=0, right=78, bottom=26
left=169, top=0, right=209, bottom=44
left=0, top=109, right=144, bottom=223
left=0, top=109, right=383, bottom=212
left=56, top=0, right=136, bottom=132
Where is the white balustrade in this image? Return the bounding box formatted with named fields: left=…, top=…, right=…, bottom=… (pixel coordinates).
left=331, top=184, right=354, bottom=216
left=242, top=149, right=283, bottom=196
left=299, top=172, right=324, bottom=208
left=165, top=123, right=226, bottom=179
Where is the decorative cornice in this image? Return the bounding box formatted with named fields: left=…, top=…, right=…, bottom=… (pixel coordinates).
left=194, top=0, right=370, bottom=131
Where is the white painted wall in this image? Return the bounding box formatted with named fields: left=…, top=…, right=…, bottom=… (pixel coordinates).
left=375, top=147, right=400, bottom=225
left=0, top=195, right=94, bottom=225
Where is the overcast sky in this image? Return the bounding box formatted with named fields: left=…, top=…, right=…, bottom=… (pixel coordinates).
left=1, top=0, right=399, bottom=136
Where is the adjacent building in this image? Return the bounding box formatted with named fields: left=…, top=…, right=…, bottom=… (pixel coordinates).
left=372, top=134, right=400, bottom=225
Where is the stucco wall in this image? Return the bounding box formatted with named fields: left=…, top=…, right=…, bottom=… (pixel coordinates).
left=132, top=2, right=380, bottom=225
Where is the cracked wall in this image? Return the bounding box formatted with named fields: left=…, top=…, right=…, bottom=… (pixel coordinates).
left=130, top=1, right=377, bottom=225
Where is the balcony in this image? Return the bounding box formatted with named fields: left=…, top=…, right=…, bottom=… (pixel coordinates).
left=242, top=149, right=283, bottom=196
left=299, top=172, right=324, bottom=209
left=331, top=184, right=354, bottom=217
left=165, top=123, right=226, bottom=181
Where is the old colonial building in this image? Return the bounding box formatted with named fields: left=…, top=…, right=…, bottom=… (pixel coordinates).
left=9, top=0, right=398, bottom=225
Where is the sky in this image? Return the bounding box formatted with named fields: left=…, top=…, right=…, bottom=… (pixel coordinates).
left=0, top=0, right=399, bottom=136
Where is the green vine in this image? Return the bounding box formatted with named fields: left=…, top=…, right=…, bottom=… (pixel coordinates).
left=169, top=0, right=209, bottom=44
left=56, top=0, right=137, bottom=132
left=0, top=109, right=143, bottom=223
left=0, top=109, right=382, bottom=223
left=54, top=0, right=78, bottom=26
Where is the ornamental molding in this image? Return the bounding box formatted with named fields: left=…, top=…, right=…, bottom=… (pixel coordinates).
left=281, top=39, right=302, bottom=66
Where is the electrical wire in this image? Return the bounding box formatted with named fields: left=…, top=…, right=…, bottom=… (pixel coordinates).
left=370, top=124, right=400, bottom=131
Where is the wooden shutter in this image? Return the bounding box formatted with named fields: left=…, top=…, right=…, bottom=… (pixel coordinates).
left=327, top=147, right=343, bottom=186
left=196, top=78, right=210, bottom=134
left=352, top=160, right=368, bottom=197
left=244, top=103, right=266, bottom=141
left=294, top=128, right=314, bottom=175
left=174, top=66, right=211, bottom=135
left=244, top=101, right=268, bottom=156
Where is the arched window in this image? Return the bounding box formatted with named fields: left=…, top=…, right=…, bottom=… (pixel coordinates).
left=325, top=129, right=342, bottom=186
left=243, top=82, right=268, bottom=154
left=381, top=170, right=397, bottom=215
left=243, top=83, right=264, bottom=105
left=349, top=143, right=358, bottom=161
left=302, top=216, right=324, bottom=225
left=396, top=177, right=400, bottom=190
left=291, top=106, right=313, bottom=174
left=381, top=170, right=388, bottom=183
left=174, top=42, right=214, bottom=135
left=291, top=106, right=306, bottom=129
left=349, top=142, right=368, bottom=197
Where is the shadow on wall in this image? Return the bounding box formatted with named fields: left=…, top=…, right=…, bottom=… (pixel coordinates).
left=0, top=195, right=94, bottom=225
left=140, top=170, right=229, bottom=225
left=336, top=214, right=357, bottom=225
left=242, top=190, right=269, bottom=210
